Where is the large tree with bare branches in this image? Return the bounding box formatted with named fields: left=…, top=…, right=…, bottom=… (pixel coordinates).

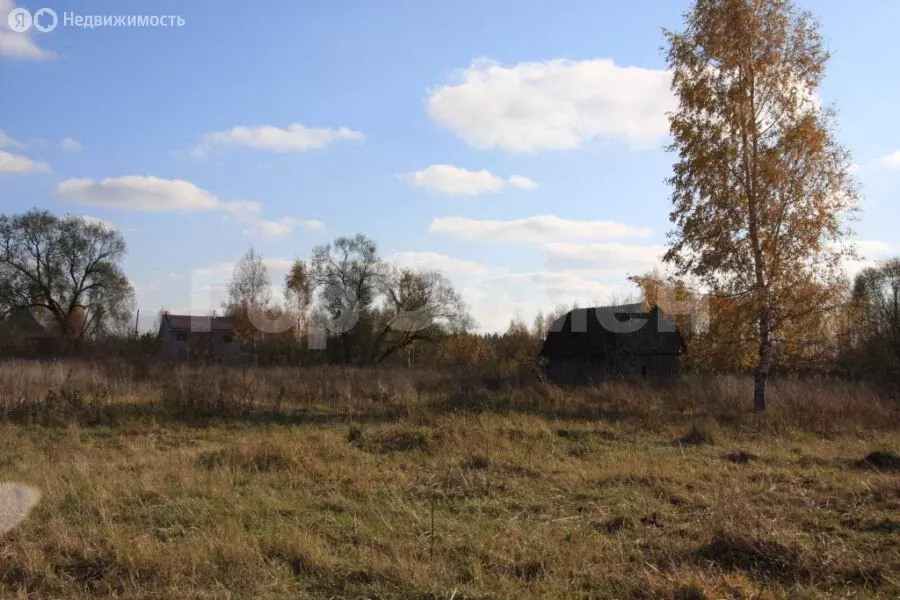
left=287, top=234, right=472, bottom=364
left=370, top=267, right=472, bottom=364
left=0, top=209, right=134, bottom=339
left=663, top=0, right=858, bottom=410
left=307, top=234, right=385, bottom=363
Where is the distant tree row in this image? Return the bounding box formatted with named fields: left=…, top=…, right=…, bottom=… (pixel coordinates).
left=222, top=234, right=472, bottom=365
left=1, top=207, right=895, bottom=391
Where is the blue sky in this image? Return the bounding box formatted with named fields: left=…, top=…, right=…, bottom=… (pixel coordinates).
left=1, top=0, right=898, bottom=332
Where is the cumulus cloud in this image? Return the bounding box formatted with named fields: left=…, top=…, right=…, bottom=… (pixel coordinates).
left=243, top=217, right=325, bottom=239
left=190, top=123, right=364, bottom=156
left=391, top=251, right=489, bottom=275
left=402, top=164, right=537, bottom=196
left=54, top=176, right=261, bottom=218
left=430, top=215, right=652, bottom=243
left=0, top=0, right=56, bottom=59
left=426, top=58, right=675, bottom=152
left=59, top=137, right=83, bottom=151
left=0, top=150, right=51, bottom=174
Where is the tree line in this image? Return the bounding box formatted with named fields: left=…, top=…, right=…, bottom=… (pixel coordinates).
left=220, top=234, right=472, bottom=366
left=0, top=207, right=897, bottom=397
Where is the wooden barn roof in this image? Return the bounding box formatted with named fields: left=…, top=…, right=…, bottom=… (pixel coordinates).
left=539, top=304, right=686, bottom=358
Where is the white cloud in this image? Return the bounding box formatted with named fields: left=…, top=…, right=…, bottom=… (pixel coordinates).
left=0, top=0, right=56, bottom=59
left=426, top=58, right=675, bottom=152
left=391, top=251, right=489, bottom=275
left=461, top=285, right=543, bottom=333
left=507, top=175, right=538, bottom=190
left=75, top=215, right=117, bottom=230
left=402, top=164, right=537, bottom=196
left=191, top=123, right=364, bottom=156
left=404, top=164, right=503, bottom=195
left=842, top=240, right=894, bottom=278
left=854, top=240, right=892, bottom=259
left=54, top=176, right=261, bottom=217
left=871, top=150, right=900, bottom=170
left=470, top=270, right=632, bottom=331
left=0, top=150, right=51, bottom=174
left=542, top=241, right=667, bottom=271
left=0, top=129, right=24, bottom=148
left=243, top=217, right=325, bottom=239
left=167, top=272, right=186, bottom=280
left=59, top=137, right=83, bottom=151
left=385, top=248, right=642, bottom=332
left=430, top=215, right=652, bottom=243
left=851, top=150, right=900, bottom=173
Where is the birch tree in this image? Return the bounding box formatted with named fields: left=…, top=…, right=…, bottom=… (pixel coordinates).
left=663, top=0, right=858, bottom=410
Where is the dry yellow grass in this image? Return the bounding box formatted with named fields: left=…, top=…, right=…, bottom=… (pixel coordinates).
left=0, top=360, right=898, bottom=599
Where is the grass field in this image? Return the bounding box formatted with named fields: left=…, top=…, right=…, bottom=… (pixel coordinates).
left=0, top=361, right=898, bottom=599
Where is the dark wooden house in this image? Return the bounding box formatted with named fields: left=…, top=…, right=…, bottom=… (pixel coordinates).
left=539, top=303, right=686, bottom=384
left=157, top=313, right=240, bottom=361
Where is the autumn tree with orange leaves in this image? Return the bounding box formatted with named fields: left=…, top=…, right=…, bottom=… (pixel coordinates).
left=630, top=272, right=846, bottom=374
left=663, top=0, right=858, bottom=410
